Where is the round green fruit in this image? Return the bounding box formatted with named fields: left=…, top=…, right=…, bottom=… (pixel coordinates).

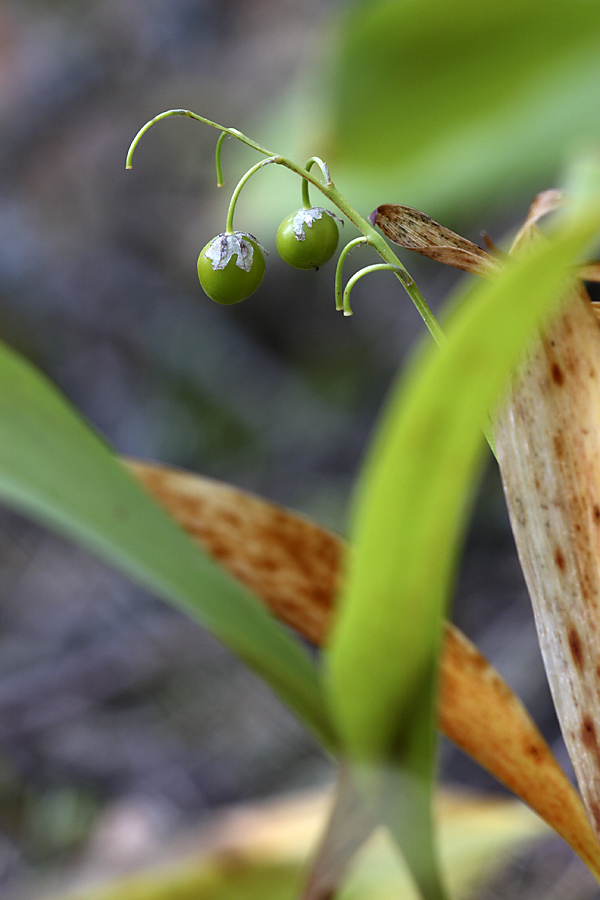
left=197, top=234, right=266, bottom=304
left=276, top=208, right=340, bottom=270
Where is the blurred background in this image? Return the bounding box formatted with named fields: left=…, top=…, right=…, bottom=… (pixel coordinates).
left=0, top=1, right=599, bottom=898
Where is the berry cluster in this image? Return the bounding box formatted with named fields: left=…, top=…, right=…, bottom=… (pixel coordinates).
left=197, top=206, right=341, bottom=306
left=126, top=109, right=422, bottom=322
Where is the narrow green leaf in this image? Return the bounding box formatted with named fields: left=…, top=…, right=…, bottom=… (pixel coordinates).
left=0, top=343, right=336, bottom=750
left=327, top=198, right=600, bottom=898
left=300, top=765, right=377, bottom=900
left=326, top=0, right=600, bottom=216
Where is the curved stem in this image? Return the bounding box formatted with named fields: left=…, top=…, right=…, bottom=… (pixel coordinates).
left=335, top=237, right=370, bottom=310
left=225, top=157, right=278, bottom=233
left=125, top=109, right=272, bottom=170
left=215, top=131, right=228, bottom=187
left=306, top=156, right=332, bottom=185
left=342, top=264, right=405, bottom=317
left=301, top=176, right=311, bottom=210
left=301, top=157, right=332, bottom=209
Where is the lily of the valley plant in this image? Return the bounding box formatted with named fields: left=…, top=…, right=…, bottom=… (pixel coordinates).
left=2, top=106, right=600, bottom=900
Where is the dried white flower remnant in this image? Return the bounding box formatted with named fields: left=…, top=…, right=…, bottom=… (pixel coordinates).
left=204, top=232, right=266, bottom=272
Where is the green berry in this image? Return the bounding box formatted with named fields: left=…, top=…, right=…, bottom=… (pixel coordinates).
left=197, top=232, right=266, bottom=304
left=276, top=208, right=340, bottom=270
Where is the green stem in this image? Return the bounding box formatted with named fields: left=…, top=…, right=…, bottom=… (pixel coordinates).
left=335, top=237, right=370, bottom=310
left=215, top=131, right=228, bottom=187
left=125, top=109, right=272, bottom=169
left=342, top=264, right=405, bottom=316
left=301, top=156, right=331, bottom=208
left=225, top=157, right=278, bottom=234
left=301, top=175, right=311, bottom=210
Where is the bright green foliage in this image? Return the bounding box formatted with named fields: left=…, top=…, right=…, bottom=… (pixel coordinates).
left=0, top=342, right=334, bottom=749
left=327, top=196, right=600, bottom=899
left=327, top=0, right=600, bottom=216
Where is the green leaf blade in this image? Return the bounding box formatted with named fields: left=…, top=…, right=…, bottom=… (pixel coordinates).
left=327, top=199, right=600, bottom=897
left=0, top=342, right=336, bottom=750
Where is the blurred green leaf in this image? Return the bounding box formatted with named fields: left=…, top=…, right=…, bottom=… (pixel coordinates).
left=327, top=194, right=600, bottom=898
left=42, top=789, right=547, bottom=900
left=342, top=791, right=548, bottom=900
left=0, top=343, right=335, bottom=749
left=55, top=862, right=300, bottom=900
left=301, top=765, right=377, bottom=900
left=326, top=0, right=600, bottom=217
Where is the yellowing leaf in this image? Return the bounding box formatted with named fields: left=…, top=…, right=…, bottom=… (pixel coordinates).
left=496, top=284, right=600, bottom=840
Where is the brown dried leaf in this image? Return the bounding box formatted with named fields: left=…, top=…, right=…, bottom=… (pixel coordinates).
left=125, top=458, right=600, bottom=879
left=581, top=263, right=600, bottom=283
left=494, top=187, right=600, bottom=849
left=125, top=461, right=339, bottom=646
left=509, top=189, right=567, bottom=251
left=439, top=623, right=600, bottom=876
left=495, top=284, right=600, bottom=846
left=369, top=204, right=500, bottom=277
